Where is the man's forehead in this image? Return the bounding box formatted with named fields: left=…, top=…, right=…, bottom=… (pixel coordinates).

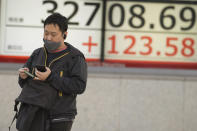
left=44, top=24, right=61, bottom=32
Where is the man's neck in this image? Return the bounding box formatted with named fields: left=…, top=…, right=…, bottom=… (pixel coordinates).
left=51, top=44, right=67, bottom=53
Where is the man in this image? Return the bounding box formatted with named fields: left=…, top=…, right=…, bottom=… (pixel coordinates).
left=16, top=13, right=87, bottom=131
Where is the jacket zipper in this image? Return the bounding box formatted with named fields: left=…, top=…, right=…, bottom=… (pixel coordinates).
left=51, top=117, right=74, bottom=123
left=43, top=47, right=70, bottom=68
left=43, top=47, right=69, bottom=97
left=59, top=71, right=63, bottom=97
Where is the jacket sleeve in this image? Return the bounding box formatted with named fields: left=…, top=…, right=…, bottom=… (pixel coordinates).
left=18, top=51, right=35, bottom=88
left=47, top=56, right=87, bottom=95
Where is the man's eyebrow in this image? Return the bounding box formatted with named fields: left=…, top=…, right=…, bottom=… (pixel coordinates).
left=44, top=30, right=57, bottom=34
left=51, top=32, right=57, bottom=34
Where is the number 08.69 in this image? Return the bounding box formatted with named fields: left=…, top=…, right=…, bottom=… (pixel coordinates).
left=108, top=3, right=196, bottom=31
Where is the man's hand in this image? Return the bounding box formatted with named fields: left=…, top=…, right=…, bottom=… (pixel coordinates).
left=34, top=67, right=51, bottom=81
left=19, top=67, right=29, bottom=79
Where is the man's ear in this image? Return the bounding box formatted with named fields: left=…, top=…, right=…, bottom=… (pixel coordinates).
left=63, top=32, right=68, bottom=39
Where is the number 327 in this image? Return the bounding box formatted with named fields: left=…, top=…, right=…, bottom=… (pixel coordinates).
left=41, top=0, right=100, bottom=26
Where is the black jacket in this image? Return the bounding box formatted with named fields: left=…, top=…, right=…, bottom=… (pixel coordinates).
left=17, top=43, right=87, bottom=119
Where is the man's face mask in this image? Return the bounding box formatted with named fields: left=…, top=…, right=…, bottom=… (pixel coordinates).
left=43, top=39, right=61, bottom=52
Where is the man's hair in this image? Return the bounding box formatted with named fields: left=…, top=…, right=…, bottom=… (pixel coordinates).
left=44, top=13, right=68, bottom=34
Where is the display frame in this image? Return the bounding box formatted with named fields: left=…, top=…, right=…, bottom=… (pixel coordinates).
left=0, top=0, right=197, bottom=70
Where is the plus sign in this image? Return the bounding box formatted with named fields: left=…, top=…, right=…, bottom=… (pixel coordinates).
left=82, top=36, right=98, bottom=53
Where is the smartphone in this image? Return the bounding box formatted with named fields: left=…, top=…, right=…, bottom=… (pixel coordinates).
left=36, top=65, right=46, bottom=72
left=24, top=70, right=35, bottom=78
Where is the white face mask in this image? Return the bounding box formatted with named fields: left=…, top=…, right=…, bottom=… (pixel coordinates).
left=43, top=39, right=61, bottom=52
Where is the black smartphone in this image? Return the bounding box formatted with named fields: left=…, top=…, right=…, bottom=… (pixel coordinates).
left=36, top=65, right=46, bottom=72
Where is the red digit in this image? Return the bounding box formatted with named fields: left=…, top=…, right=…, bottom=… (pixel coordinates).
left=123, top=35, right=136, bottom=54
left=108, top=35, right=118, bottom=54
left=181, top=38, right=194, bottom=57
left=165, top=37, right=178, bottom=56
left=140, top=36, right=152, bottom=55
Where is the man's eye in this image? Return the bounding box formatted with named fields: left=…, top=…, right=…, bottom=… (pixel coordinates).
left=51, top=34, right=56, bottom=37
